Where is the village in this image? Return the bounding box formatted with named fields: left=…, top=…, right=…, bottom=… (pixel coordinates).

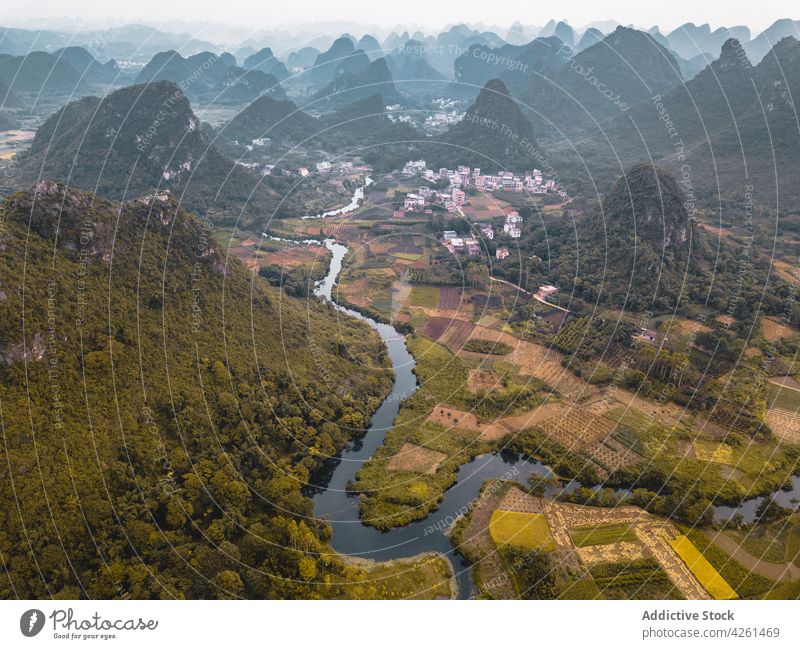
left=400, top=158, right=567, bottom=214
left=395, top=158, right=570, bottom=266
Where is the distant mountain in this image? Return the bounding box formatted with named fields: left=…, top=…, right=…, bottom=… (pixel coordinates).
left=136, top=51, right=236, bottom=94
left=666, top=23, right=752, bottom=59
left=52, top=46, right=119, bottom=84
left=0, top=110, right=16, bottom=129
left=0, top=78, right=21, bottom=107
left=675, top=52, right=715, bottom=81
left=312, top=57, right=402, bottom=107
left=322, top=93, right=394, bottom=137
left=425, top=24, right=507, bottom=78
left=243, top=47, right=290, bottom=81
left=0, top=51, right=88, bottom=94
left=221, top=95, right=317, bottom=144
left=432, top=78, right=539, bottom=171
left=743, top=19, right=800, bottom=64
left=0, top=24, right=219, bottom=62
left=12, top=81, right=293, bottom=225
left=522, top=27, right=682, bottom=133
left=287, top=47, right=319, bottom=69
left=306, top=36, right=364, bottom=85
left=0, top=27, right=69, bottom=54
left=387, top=40, right=444, bottom=81
left=506, top=22, right=528, bottom=46
left=540, top=20, right=575, bottom=47
left=212, top=66, right=286, bottom=104
left=554, top=21, right=576, bottom=48
left=332, top=49, right=371, bottom=78
left=382, top=31, right=406, bottom=52
left=221, top=91, right=417, bottom=166
left=576, top=28, right=603, bottom=51
left=356, top=34, right=383, bottom=59
left=80, top=24, right=219, bottom=61
left=454, top=37, right=568, bottom=98
left=573, top=36, right=800, bottom=212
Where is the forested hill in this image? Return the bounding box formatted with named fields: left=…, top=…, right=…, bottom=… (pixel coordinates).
left=431, top=78, right=540, bottom=172
left=10, top=81, right=298, bottom=227
left=0, top=182, right=393, bottom=598
left=531, top=163, right=789, bottom=316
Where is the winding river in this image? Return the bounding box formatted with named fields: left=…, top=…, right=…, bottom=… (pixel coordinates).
left=305, top=211, right=800, bottom=599
left=308, top=240, right=555, bottom=598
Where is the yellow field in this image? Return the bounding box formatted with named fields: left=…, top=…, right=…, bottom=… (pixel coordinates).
left=489, top=510, right=556, bottom=551
left=670, top=535, right=737, bottom=600
left=693, top=441, right=734, bottom=464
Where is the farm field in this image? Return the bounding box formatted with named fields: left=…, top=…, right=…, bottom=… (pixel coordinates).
left=669, top=536, right=737, bottom=600
left=386, top=443, right=446, bottom=475
left=437, top=286, right=463, bottom=310
left=765, top=408, right=800, bottom=444
left=489, top=510, right=556, bottom=551
left=762, top=315, right=797, bottom=340
left=720, top=519, right=800, bottom=571
left=422, top=318, right=475, bottom=349
left=409, top=285, right=439, bottom=308
left=571, top=524, right=637, bottom=548
left=458, top=490, right=732, bottom=599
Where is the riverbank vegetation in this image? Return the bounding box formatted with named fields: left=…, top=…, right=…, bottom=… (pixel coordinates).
left=352, top=335, right=500, bottom=530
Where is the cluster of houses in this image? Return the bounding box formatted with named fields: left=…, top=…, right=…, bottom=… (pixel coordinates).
left=424, top=110, right=463, bottom=129
left=296, top=161, right=355, bottom=177
left=403, top=184, right=465, bottom=212
left=315, top=161, right=354, bottom=174
left=401, top=160, right=565, bottom=202
left=439, top=210, right=525, bottom=258
left=441, top=230, right=482, bottom=256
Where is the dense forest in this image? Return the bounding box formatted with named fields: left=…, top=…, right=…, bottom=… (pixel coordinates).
left=0, top=182, right=399, bottom=598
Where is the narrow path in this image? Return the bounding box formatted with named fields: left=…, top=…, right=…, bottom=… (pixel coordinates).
left=488, top=276, right=570, bottom=313
left=704, top=531, right=800, bottom=582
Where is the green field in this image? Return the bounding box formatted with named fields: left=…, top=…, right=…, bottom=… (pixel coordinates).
left=394, top=252, right=423, bottom=262
left=571, top=523, right=637, bottom=547
left=409, top=285, right=439, bottom=308
left=767, top=381, right=800, bottom=411
left=489, top=510, right=556, bottom=551
left=589, top=559, right=681, bottom=599
left=727, top=518, right=800, bottom=566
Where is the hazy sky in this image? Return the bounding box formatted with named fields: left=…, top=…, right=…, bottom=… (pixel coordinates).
left=1, top=0, right=796, bottom=34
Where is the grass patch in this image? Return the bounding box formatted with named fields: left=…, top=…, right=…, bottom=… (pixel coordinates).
left=489, top=510, right=556, bottom=551
left=693, top=441, right=734, bottom=464
left=606, top=406, right=800, bottom=504
left=571, top=523, right=637, bottom=547
left=394, top=252, right=423, bottom=262
left=670, top=535, right=737, bottom=599
left=341, top=554, right=454, bottom=599
left=409, top=285, right=439, bottom=308
left=727, top=518, right=800, bottom=565
left=589, top=558, right=682, bottom=599
left=767, top=382, right=800, bottom=411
